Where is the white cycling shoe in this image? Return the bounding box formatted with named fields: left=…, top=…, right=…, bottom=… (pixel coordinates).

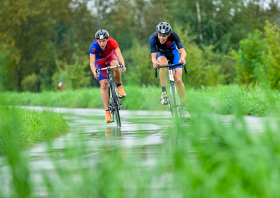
left=182, top=107, right=191, bottom=121
left=161, top=91, right=168, bottom=105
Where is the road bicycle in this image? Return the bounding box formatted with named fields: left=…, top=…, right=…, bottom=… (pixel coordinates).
left=154, top=63, right=188, bottom=121
left=96, top=63, right=124, bottom=127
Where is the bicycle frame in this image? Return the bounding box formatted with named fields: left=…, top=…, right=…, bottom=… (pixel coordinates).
left=154, top=63, right=187, bottom=119
left=96, top=64, right=124, bottom=127
left=167, top=68, right=181, bottom=118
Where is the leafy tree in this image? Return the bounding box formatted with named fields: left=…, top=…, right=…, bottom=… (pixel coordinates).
left=174, top=25, right=228, bottom=88
left=0, top=0, right=74, bottom=91
left=0, top=49, right=9, bottom=91
left=263, top=21, right=280, bottom=89
left=230, top=30, right=266, bottom=87
left=22, top=73, right=40, bottom=92
left=123, top=40, right=158, bottom=86
left=162, top=0, right=279, bottom=53
left=53, top=55, right=91, bottom=90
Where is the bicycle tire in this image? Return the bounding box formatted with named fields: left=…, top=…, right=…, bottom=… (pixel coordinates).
left=174, top=87, right=182, bottom=119
left=107, top=87, right=113, bottom=122
left=168, top=83, right=175, bottom=118
left=110, top=84, right=121, bottom=127
left=170, top=84, right=180, bottom=119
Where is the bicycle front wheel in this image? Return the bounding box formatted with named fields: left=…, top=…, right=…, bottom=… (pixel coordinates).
left=110, top=86, right=121, bottom=127
left=170, top=84, right=180, bottom=119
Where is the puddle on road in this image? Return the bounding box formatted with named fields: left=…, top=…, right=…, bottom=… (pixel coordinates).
left=2, top=107, right=280, bottom=197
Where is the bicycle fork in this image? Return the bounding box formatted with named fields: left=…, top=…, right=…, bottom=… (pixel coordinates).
left=168, top=69, right=181, bottom=118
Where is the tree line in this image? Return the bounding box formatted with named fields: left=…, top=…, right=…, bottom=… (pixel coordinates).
left=0, top=0, right=279, bottom=92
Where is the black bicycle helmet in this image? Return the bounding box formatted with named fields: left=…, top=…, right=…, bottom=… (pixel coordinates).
left=95, top=29, right=109, bottom=39
left=156, top=22, right=172, bottom=35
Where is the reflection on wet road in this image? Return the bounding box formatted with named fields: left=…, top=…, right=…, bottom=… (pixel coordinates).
left=3, top=107, right=280, bottom=164
left=19, top=107, right=280, bottom=166
left=1, top=107, right=280, bottom=196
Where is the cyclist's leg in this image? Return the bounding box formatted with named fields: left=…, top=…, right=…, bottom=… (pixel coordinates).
left=173, top=68, right=185, bottom=102
left=108, top=55, right=126, bottom=98
left=107, top=55, right=121, bottom=84
left=157, top=54, right=168, bottom=87
left=171, top=49, right=185, bottom=102
left=157, top=53, right=169, bottom=104
left=100, top=79, right=109, bottom=110
left=97, top=59, right=111, bottom=122
left=97, top=60, right=109, bottom=109
left=171, top=49, right=190, bottom=119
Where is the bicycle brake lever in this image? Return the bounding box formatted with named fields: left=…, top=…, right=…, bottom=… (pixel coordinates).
left=95, top=69, right=99, bottom=79
left=119, top=62, right=125, bottom=73
left=183, top=64, right=187, bottom=74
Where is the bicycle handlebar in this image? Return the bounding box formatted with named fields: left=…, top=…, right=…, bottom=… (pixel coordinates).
left=95, top=62, right=124, bottom=76
left=96, top=64, right=123, bottom=71
left=154, top=64, right=187, bottom=78
left=156, top=63, right=182, bottom=68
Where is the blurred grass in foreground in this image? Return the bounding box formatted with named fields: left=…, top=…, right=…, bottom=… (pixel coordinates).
left=2, top=85, right=280, bottom=116
left=0, top=98, right=68, bottom=197
left=1, top=85, right=280, bottom=197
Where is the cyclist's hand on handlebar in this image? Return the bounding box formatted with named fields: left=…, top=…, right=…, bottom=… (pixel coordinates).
left=122, top=66, right=127, bottom=73
left=94, top=72, right=98, bottom=79
left=153, top=61, right=160, bottom=68
left=179, top=58, right=186, bottom=65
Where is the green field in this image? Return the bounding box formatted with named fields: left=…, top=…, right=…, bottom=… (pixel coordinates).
left=2, top=85, right=280, bottom=116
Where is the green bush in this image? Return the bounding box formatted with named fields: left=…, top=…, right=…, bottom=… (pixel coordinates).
left=22, top=73, right=40, bottom=92
left=230, top=22, right=280, bottom=90
left=52, top=54, right=91, bottom=90
left=0, top=49, right=9, bottom=91
left=123, top=40, right=158, bottom=86
left=231, top=30, right=266, bottom=87
left=174, top=26, right=229, bottom=88
left=263, top=21, right=280, bottom=89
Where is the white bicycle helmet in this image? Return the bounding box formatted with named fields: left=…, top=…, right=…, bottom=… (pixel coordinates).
left=156, top=22, right=172, bottom=35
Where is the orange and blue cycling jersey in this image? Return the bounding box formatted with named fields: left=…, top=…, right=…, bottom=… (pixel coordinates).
left=89, top=37, right=119, bottom=81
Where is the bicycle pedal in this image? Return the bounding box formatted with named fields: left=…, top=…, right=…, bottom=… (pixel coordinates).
left=182, top=117, right=191, bottom=123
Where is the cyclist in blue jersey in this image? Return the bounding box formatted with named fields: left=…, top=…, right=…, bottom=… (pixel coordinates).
left=149, top=22, right=190, bottom=119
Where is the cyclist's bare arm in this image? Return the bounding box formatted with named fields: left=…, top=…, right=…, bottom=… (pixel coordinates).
left=151, top=52, right=160, bottom=68
left=114, top=47, right=126, bottom=72
left=90, top=54, right=98, bottom=79
left=178, top=48, right=187, bottom=65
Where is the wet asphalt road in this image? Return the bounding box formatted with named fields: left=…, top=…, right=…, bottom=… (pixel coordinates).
left=1, top=107, right=280, bottom=196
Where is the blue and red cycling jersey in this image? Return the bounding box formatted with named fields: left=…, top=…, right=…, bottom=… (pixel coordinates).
left=149, top=31, right=184, bottom=70
left=89, top=37, right=119, bottom=61
left=89, top=37, right=119, bottom=81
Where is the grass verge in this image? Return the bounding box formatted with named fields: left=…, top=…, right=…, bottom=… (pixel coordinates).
left=1, top=85, right=280, bottom=116
left=0, top=107, right=68, bottom=154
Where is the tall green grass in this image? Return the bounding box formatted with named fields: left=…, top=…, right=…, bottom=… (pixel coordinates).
left=1, top=86, right=280, bottom=197
left=0, top=107, right=68, bottom=154
left=2, top=85, right=280, bottom=116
